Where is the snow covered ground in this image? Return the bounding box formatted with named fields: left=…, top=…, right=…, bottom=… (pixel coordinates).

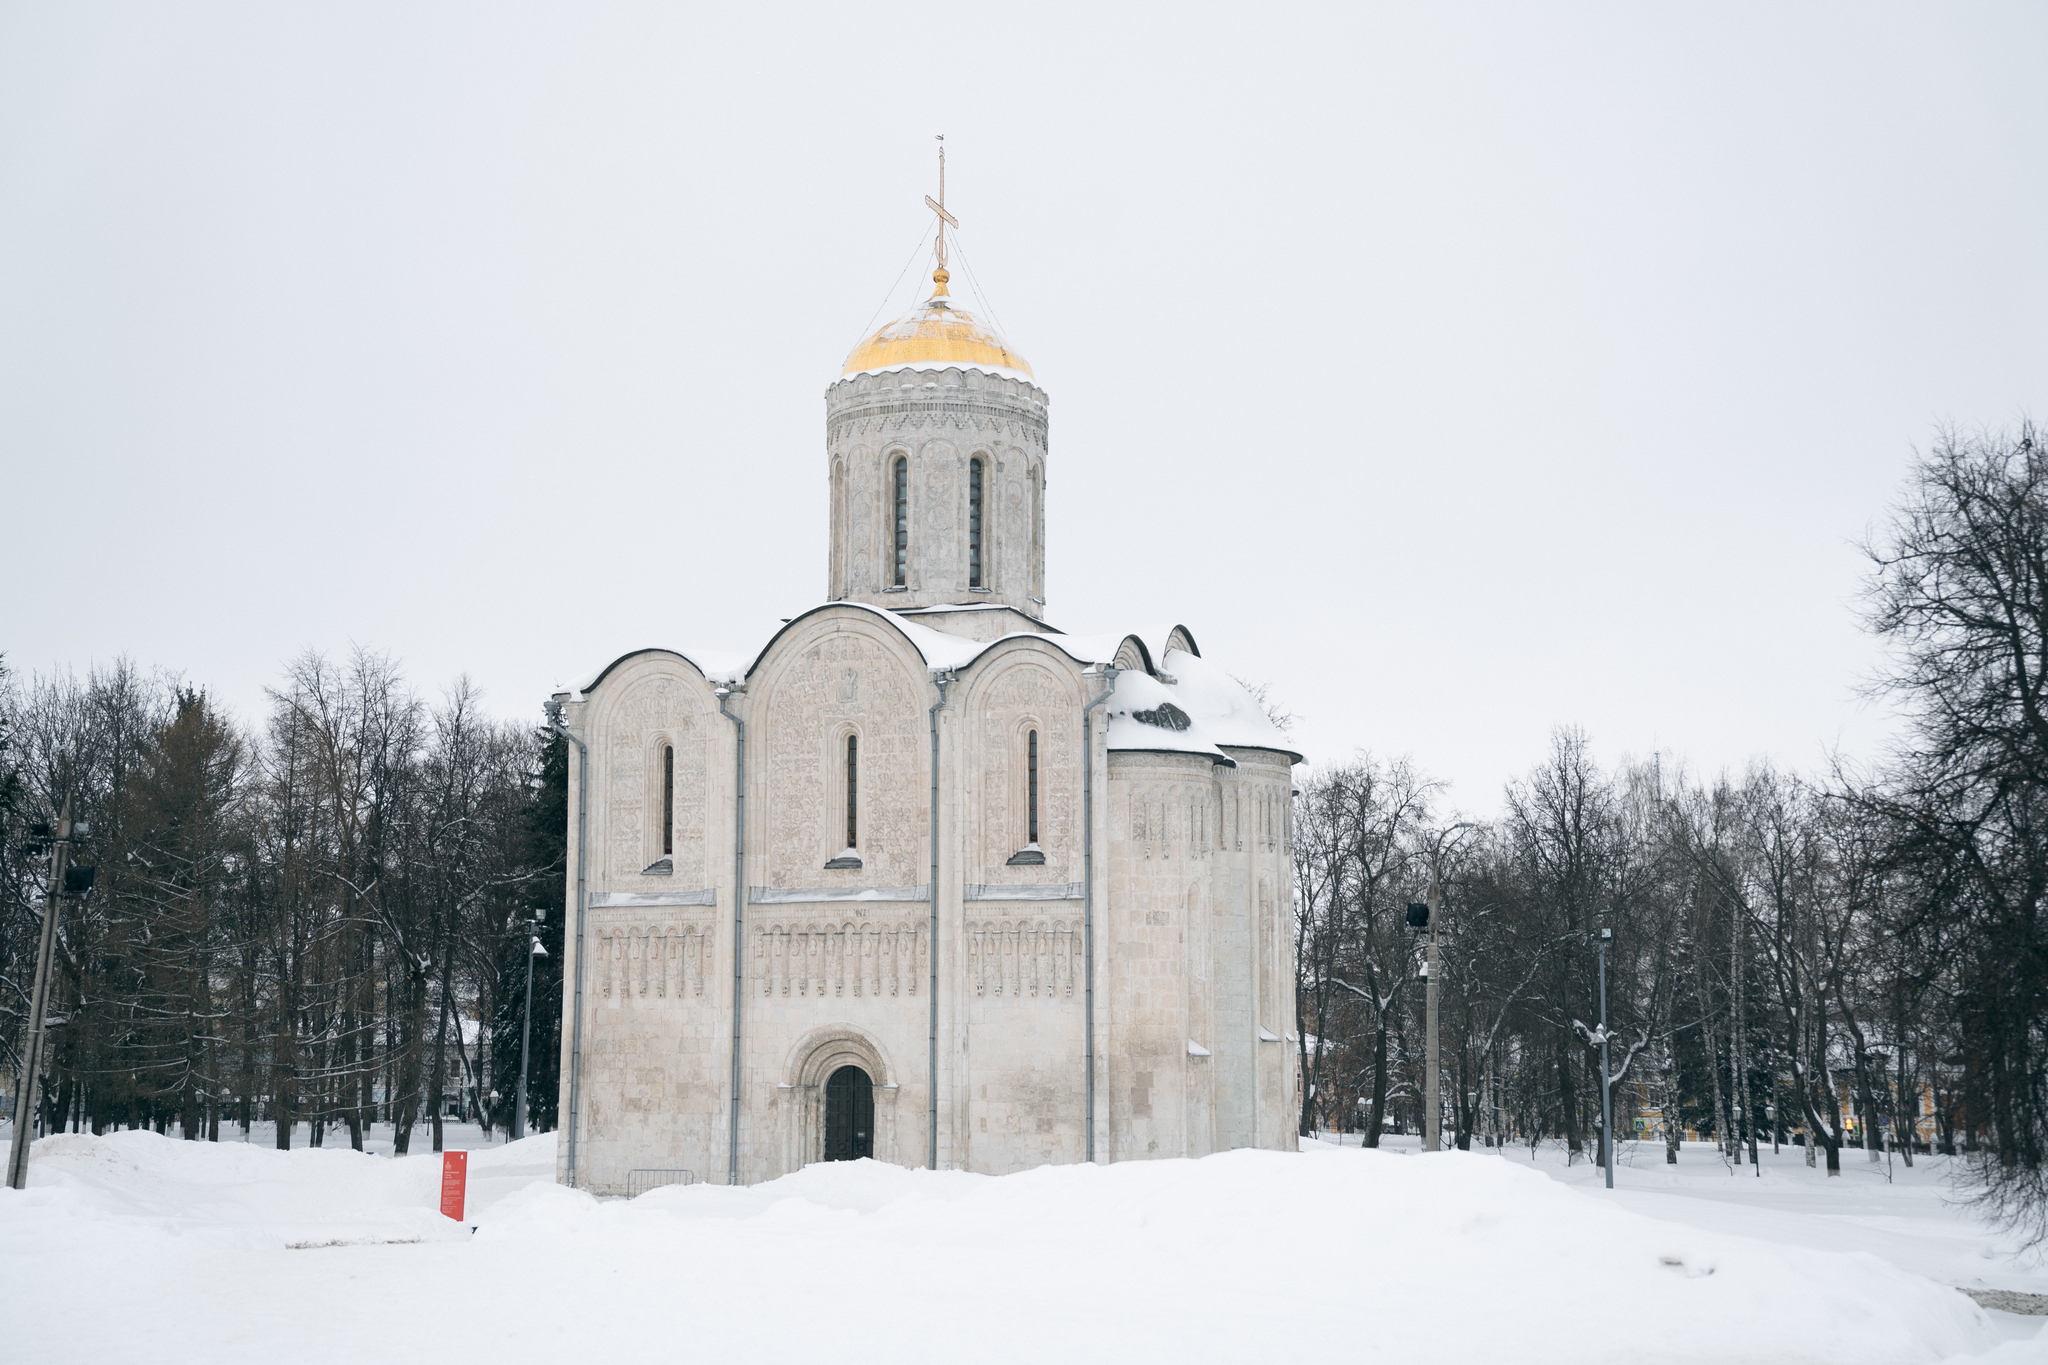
left=2, top=1123, right=2042, bottom=1363
left=1321, top=1132, right=2048, bottom=1297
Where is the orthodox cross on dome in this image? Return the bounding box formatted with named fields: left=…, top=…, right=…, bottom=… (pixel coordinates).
left=926, top=134, right=957, bottom=294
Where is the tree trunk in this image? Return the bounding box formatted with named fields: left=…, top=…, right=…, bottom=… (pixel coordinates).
left=1558, top=1039, right=1582, bottom=1157
left=1454, top=1044, right=1474, bottom=1151
left=428, top=930, right=459, bottom=1154
left=341, top=1003, right=363, bottom=1151
left=1697, top=971, right=1730, bottom=1160
left=1363, top=1011, right=1389, bottom=1148
left=51, top=1074, right=76, bottom=1140
left=1896, top=1046, right=1915, bottom=1167
left=1662, top=1051, right=1682, bottom=1163
left=273, top=995, right=296, bottom=1150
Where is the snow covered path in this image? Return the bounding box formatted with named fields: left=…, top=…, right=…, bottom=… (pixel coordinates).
left=2, top=1128, right=2040, bottom=1363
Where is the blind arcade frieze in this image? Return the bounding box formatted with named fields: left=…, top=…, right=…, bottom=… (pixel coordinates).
left=594, top=922, right=712, bottom=1000
left=756, top=920, right=924, bottom=999
left=967, top=918, right=1078, bottom=999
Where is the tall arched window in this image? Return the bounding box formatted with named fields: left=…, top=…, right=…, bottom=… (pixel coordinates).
left=662, top=744, right=674, bottom=856
left=892, top=456, right=909, bottom=587
left=845, top=734, right=859, bottom=849
left=1027, top=729, right=1039, bottom=844
left=968, top=456, right=984, bottom=588
left=1006, top=725, right=1047, bottom=866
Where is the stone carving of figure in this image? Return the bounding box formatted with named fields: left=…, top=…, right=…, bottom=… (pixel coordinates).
left=923, top=450, right=957, bottom=588
left=1000, top=470, right=1025, bottom=594
left=849, top=456, right=873, bottom=593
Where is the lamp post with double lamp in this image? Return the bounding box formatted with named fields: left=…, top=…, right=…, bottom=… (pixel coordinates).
left=1595, top=926, right=1614, bottom=1189
left=512, top=907, right=549, bottom=1142
left=1409, top=821, right=1476, bottom=1153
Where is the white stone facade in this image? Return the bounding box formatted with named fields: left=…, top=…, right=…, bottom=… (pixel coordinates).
left=553, top=347, right=1299, bottom=1191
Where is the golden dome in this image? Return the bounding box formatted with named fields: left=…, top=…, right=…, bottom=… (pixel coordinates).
left=841, top=268, right=1033, bottom=380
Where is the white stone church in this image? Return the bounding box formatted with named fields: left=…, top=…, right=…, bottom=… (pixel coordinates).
left=550, top=211, right=1301, bottom=1190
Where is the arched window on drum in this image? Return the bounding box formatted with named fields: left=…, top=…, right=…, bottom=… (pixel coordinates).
left=892, top=455, right=909, bottom=588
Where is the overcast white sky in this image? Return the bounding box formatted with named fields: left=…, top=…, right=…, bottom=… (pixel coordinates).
left=3, top=4, right=2044, bottom=815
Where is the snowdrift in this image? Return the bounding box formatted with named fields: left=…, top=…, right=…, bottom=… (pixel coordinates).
left=0, top=1131, right=2004, bottom=1363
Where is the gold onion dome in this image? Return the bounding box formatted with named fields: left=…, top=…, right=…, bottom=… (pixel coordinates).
left=841, top=268, right=1033, bottom=380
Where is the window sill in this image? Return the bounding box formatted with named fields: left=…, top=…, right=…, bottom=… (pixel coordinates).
left=823, top=855, right=864, bottom=871
left=1004, top=846, right=1046, bottom=867
left=640, top=857, right=674, bottom=877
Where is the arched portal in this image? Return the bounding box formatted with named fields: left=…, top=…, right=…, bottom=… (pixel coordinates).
left=823, top=1065, right=874, bottom=1161
left=784, top=1025, right=897, bottom=1171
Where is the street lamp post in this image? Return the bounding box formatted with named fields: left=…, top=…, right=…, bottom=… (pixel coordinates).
left=513, top=908, right=548, bottom=1142
left=1597, top=927, right=1614, bottom=1189
left=8, top=797, right=92, bottom=1191
left=1420, top=822, right=1476, bottom=1153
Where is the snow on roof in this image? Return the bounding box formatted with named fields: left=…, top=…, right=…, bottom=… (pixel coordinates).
left=686, top=650, right=752, bottom=687
left=894, top=602, right=1029, bottom=615
left=761, top=601, right=989, bottom=672
left=1162, top=648, right=1300, bottom=759
left=567, top=605, right=1302, bottom=765
left=565, top=646, right=747, bottom=696
left=739, top=603, right=1130, bottom=680
left=1101, top=669, right=1238, bottom=767
left=1134, top=624, right=1189, bottom=667
left=1040, top=632, right=1138, bottom=668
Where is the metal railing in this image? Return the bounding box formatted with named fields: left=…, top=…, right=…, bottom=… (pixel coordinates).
left=625, top=1168, right=696, bottom=1198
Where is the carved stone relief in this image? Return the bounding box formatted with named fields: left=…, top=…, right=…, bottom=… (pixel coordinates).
left=605, top=674, right=708, bottom=885
left=966, top=917, right=1078, bottom=999
left=1000, top=466, right=1027, bottom=596
left=593, top=919, right=712, bottom=1000
left=766, top=633, right=921, bottom=885
left=755, top=918, right=923, bottom=998
left=849, top=451, right=875, bottom=593
left=1126, top=781, right=1218, bottom=864
left=975, top=663, right=1078, bottom=879
left=920, top=445, right=957, bottom=590
left=1259, top=880, right=1276, bottom=1029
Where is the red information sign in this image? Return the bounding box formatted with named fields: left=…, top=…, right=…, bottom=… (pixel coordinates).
left=439, top=1150, right=468, bottom=1222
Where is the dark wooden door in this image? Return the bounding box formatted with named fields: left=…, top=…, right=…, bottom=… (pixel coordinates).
left=823, top=1065, right=874, bottom=1161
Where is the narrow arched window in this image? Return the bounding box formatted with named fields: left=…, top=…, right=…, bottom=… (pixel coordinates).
left=968, top=457, right=984, bottom=588
left=1027, top=729, right=1039, bottom=844
left=846, top=734, right=859, bottom=849
left=662, top=745, right=674, bottom=856
left=892, top=456, right=908, bottom=587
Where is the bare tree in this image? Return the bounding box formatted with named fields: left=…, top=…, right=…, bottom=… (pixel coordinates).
left=1854, top=422, right=2048, bottom=1234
